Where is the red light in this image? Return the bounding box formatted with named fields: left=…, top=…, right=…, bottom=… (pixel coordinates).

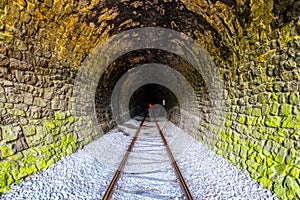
left=148, top=103, right=152, bottom=108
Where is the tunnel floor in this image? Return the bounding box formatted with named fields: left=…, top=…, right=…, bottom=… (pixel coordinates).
left=1, top=119, right=277, bottom=200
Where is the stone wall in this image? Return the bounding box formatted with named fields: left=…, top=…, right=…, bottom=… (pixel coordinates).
left=181, top=1, right=300, bottom=199
left=0, top=0, right=113, bottom=193
left=0, top=0, right=299, bottom=199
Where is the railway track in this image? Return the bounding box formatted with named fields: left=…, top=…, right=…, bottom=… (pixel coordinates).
left=102, top=114, right=193, bottom=200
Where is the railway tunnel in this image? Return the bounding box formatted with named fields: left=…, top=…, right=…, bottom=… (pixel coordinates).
left=0, top=0, right=299, bottom=199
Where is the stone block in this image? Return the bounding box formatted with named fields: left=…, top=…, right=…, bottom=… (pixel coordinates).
left=258, top=177, right=271, bottom=189
left=252, top=107, right=261, bottom=117
left=0, top=143, right=15, bottom=158
left=284, top=175, right=300, bottom=199
left=2, top=125, right=18, bottom=142
left=270, top=103, right=279, bottom=115
left=279, top=104, right=292, bottom=116
left=23, top=92, right=33, bottom=105
left=44, top=121, right=56, bottom=131
left=23, top=125, right=36, bottom=136
left=0, top=91, right=6, bottom=103
left=265, top=116, right=281, bottom=128
left=282, top=116, right=300, bottom=128
left=33, top=97, right=47, bottom=107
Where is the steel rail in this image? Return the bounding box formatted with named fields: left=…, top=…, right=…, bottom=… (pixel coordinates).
left=102, top=115, right=193, bottom=200
left=154, top=119, right=194, bottom=200
left=102, top=115, right=147, bottom=200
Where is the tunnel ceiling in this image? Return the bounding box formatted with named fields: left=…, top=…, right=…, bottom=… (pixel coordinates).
left=1, top=0, right=271, bottom=69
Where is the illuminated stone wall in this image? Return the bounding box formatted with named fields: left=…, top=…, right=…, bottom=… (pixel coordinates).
left=0, top=0, right=299, bottom=199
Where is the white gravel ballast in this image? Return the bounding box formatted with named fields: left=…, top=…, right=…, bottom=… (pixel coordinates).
left=1, top=119, right=278, bottom=200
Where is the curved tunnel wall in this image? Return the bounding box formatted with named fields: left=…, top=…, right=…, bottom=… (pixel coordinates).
left=0, top=0, right=299, bottom=199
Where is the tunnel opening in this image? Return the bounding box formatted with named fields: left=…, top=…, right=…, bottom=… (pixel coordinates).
left=129, top=83, right=180, bottom=118
left=94, top=48, right=212, bottom=131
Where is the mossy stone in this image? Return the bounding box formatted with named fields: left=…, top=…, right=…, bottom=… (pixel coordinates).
left=36, top=160, right=47, bottom=171
left=273, top=184, right=287, bottom=199
left=289, top=92, right=298, bottom=104
left=245, top=116, right=257, bottom=126
left=284, top=175, right=300, bottom=198
left=290, top=167, right=300, bottom=178
left=261, top=105, right=269, bottom=116
left=270, top=103, right=279, bottom=115
left=279, top=104, right=292, bottom=116
left=54, top=112, right=66, bottom=120
left=0, top=144, right=15, bottom=158
left=238, top=115, right=246, bottom=124
left=258, top=177, right=271, bottom=189
left=68, top=116, right=75, bottom=124
left=252, top=108, right=262, bottom=117
left=240, top=145, right=248, bottom=159
left=282, top=116, right=294, bottom=128
left=9, top=109, right=25, bottom=117
left=23, top=125, right=36, bottom=136
left=275, top=164, right=288, bottom=175
left=44, top=121, right=56, bottom=131
left=0, top=32, right=13, bottom=43
left=2, top=126, right=18, bottom=142
left=265, top=116, right=281, bottom=128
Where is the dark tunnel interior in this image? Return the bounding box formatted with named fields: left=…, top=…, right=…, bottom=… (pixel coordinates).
left=129, top=84, right=179, bottom=117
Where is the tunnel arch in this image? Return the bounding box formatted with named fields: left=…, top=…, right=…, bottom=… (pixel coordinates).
left=1, top=0, right=299, bottom=198
left=72, top=27, right=225, bottom=139
left=96, top=49, right=211, bottom=128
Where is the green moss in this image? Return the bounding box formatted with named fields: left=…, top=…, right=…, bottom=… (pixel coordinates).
left=36, top=160, right=48, bottom=171
left=23, top=125, right=36, bottom=136
left=295, top=116, right=300, bottom=128
left=257, top=93, right=269, bottom=104
left=216, top=150, right=222, bottom=155
left=1, top=126, right=18, bottom=142
left=273, top=184, right=287, bottom=199
left=274, top=148, right=287, bottom=163
left=16, top=167, right=29, bottom=180
left=270, top=103, right=279, bottom=115
left=238, top=115, right=246, bottom=124
left=275, top=164, right=288, bottom=176
left=252, top=108, right=262, bottom=117
left=281, top=116, right=300, bottom=128
left=54, top=112, right=66, bottom=120
left=225, top=120, right=232, bottom=127
left=265, top=116, right=281, bottom=128
left=246, top=116, right=257, bottom=126
left=290, top=167, right=300, bottom=179
left=22, top=149, right=37, bottom=158
left=0, top=32, right=13, bottom=43
left=68, top=116, right=75, bottom=124
left=258, top=177, right=271, bottom=189
left=0, top=144, right=15, bottom=158
left=261, top=105, right=269, bottom=116
left=44, top=121, right=56, bottom=131
left=9, top=109, right=25, bottom=117
left=245, top=106, right=252, bottom=115
left=24, top=156, right=39, bottom=166
left=284, top=176, right=300, bottom=198
left=289, top=93, right=298, bottom=104
left=239, top=145, right=248, bottom=159
left=279, top=104, right=292, bottom=116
